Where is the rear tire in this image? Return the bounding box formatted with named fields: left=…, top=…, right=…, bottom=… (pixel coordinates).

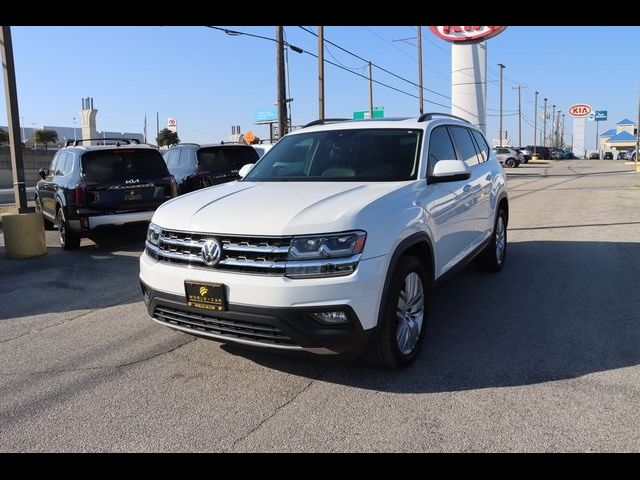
left=505, top=158, right=516, bottom=168
left=363, top=255, right=429, bottom=369
left=477, top=208, right=507, bottom=273
left=56, top=207, right=81, bottom=250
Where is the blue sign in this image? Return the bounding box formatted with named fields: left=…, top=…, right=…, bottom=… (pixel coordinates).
left=254, top=107, right=277, bottom=124
left=594, top=110, right=607, bottom=121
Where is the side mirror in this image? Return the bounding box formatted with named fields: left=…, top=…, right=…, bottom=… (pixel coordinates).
left=238, top=163, right=254, bottom=179
left=428, top=160, right=471, bottom=184
left=38, top=167, right=49, bottom=179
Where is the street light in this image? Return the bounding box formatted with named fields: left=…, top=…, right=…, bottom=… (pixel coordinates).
left=73, top=116, right=77, bottom=141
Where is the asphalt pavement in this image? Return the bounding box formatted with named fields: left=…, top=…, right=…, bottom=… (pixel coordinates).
left=0, top=159, right=639, bottom=452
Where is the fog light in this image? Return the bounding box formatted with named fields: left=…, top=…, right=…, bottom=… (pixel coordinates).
left=310, top=311, right=348, bottom=324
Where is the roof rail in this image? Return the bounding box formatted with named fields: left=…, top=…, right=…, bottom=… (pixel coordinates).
left=303, top=118, right=350, bottom=128
left=418, top=112, right=471, bottom=124
left=173, top=142, right=200, bottom=147
left=69, top=138, right=141, bottom=147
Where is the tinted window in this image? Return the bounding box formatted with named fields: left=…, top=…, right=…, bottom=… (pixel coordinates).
left=244, top=129, right=422, bottom=182
left=427, top=126, right=457, bottom=174
left=198, top=146, right=260, bottom=176
left=471, top=130, right=490, bottom=162
left=81, top=149, right=169, bottom=182
left=449, top=127, right=481, bottom=167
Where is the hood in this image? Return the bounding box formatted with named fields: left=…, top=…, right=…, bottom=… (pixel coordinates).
left=152, top=180, right=408, bottom=235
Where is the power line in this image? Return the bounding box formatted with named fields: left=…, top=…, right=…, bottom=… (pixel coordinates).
left=298, top=26, right=452, bottom=101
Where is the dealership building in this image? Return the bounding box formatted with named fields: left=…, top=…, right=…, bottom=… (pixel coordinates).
left=599, top=118, right=637, bottom=155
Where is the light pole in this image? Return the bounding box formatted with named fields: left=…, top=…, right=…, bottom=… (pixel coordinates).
left=73, top=116, right=77, bottom=141
left=533, top=91, right=538, bottom=156
left=498, top=64, right=505, bottom=145
left=543, top=98, right=548, bottom=147
left=551, top=105, right=556, bottom=147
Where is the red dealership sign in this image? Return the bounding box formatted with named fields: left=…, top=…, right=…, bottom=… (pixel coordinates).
left=429, top=26, right=507, bottom=43
left=568, top=104, right=592, bottom=118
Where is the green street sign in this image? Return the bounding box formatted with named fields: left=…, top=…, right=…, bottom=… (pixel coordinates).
left=353, top=107, right=384, bottom=120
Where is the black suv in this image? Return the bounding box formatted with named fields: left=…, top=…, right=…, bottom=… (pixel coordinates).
left=34, top=139, right=177, bottom=250
left=603, top=152, right=613, bottom=160
left=526, top=145, right=552, bottom=159
left=162, top=143, right=259, bottom=195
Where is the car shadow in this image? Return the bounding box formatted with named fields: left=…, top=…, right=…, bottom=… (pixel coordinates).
left=0, top=226, right=147, bottom=320
left=220, top=240, right=640, bottom=393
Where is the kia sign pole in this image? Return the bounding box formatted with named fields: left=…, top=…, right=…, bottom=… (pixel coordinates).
left=430, top=27, right=507, bottom=135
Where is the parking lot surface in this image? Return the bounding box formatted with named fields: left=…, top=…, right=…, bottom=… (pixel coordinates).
left=1, top=159, right=639, bottom=452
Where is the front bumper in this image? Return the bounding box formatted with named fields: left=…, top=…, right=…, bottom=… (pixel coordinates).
left=141, top=282, right=370, bottom=354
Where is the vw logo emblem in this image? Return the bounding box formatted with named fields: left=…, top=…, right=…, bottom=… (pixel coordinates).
left=201, top=239, right=222, bottom=266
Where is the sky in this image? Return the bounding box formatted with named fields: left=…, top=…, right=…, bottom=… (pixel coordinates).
left=1, top=25, right=638, bottom=150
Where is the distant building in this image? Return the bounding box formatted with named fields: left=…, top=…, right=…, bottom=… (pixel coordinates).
left=599, top=119, right=637, bottom=154
left=0, top=125, right=144, bottom=147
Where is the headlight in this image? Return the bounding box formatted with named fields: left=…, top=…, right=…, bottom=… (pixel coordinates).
left=286, top=231, right=366, bottom=278
left=147, top=222, right=161, bottom=245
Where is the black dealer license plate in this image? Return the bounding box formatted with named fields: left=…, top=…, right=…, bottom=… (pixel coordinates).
left=184, top=281, right=227, bottom=311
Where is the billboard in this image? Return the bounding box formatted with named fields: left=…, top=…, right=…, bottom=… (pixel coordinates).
left=255, top=107, right=278, bottom=124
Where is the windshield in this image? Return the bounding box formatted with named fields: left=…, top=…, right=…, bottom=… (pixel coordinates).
left=81, top=149, right=169, bottom=182
left=243, top=128, right=423, bottom=182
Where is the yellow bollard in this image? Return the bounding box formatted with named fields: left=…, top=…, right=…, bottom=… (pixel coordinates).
left=531, top=155, right=539, bottom=161
left=2, top=212, right=47, bottom=259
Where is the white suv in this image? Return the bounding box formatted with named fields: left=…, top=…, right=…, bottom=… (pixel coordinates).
left=140, top=114, right=509, bottom=368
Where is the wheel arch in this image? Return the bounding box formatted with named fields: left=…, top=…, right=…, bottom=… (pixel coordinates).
left=375, top=232, right=434, bottom=331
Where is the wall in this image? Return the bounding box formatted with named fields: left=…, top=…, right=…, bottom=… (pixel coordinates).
left=0, top=148, right=55, bottom=188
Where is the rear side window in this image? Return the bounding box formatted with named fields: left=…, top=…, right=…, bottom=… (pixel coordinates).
left=81, top=149, right=169, bottom=182
left=471, top=130, right=490, bottom=162
left=197, top=146, right=259, bottom=175
left=449, top=126, right=482, bottom=168
left=427, top=126, right=457, bottom=174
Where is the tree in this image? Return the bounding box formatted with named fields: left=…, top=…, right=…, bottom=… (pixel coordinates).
left=156, top=128, right=180, bottom=147
left=0, top=128, right=8, bottom=144
left=33, top=129, right=58, bottom=150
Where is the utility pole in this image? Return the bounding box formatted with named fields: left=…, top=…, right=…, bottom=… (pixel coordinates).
left=543, top=98, right=548, bottom=147
left=595, top=117, right=599, bottom=157
left=318, top=26, right=325, bottom=119
left=417, top=26, right=424, bottom=114
left=533, top=91, right=539, bottom=156
left=156, top=112, right=159, bottom=144
left=561, top=113, right=565, bottom=148
left=498, top=64, right=505, bottom=145
left=1, top=26, right=28, bottom=213
left=556, top=110, right=561, bottom=148
left=368, top=61, right=373, bottom=119
left=636, top=89, right=639, bottom=170
left=551, top=105, right=556, bottom=147
left=512, top=85, right=525, bottom=147
left=276, top=26, right=287, bottom=139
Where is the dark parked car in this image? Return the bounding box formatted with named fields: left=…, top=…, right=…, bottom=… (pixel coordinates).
left=562, top=151, right=576, bottom=159
left=617, top=151, right=627, bottom=160
left=526, top=145, right=552, bottom=159
left=34, top=139, right=176, bottom=250
left=163, top=143, right=259, bottom=195
left=603, top=152, right=613, bottom=160
left=589, top=152, right=600, bottom=160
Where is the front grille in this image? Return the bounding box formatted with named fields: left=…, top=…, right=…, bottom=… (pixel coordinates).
left=146, top=228, right=291, bottom=275
left=153, top=305, right=299, bottom=347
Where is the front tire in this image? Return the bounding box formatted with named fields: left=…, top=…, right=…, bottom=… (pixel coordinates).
left=477, top=208, right=507, bottom=272
left=56, top=207, right=81, bottom=250
left=363, top=255, right=429, bottom=369
left=505, top=158, right=516, bottom=168
left=35, top=195, right=55, bottom=230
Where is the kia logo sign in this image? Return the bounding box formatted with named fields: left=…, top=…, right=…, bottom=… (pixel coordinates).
left=429, top=26, right=507, bottom=44
left=568, top=104, right=592, bottom=118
